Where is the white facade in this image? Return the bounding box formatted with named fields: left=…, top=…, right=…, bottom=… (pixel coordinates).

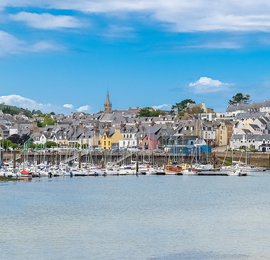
left=225, top=109, right=245, bottom=118
left=119, top=133, right=137, bottom=148
left=9, top=128, right=18, bottom=135
left=33, top=134, right=47, bottom=145
left=203, top=131, right=215, bottom=140
left=230, top=134, right=270, bottom=151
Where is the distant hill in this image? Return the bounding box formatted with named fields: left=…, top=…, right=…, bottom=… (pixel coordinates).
left=0, top=103, right=43, bottom=118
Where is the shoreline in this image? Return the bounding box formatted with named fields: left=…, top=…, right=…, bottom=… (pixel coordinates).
left=0, top=176, right=21, bottom=182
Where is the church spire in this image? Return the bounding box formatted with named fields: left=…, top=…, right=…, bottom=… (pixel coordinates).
left=106, top=91, right=110, bottom=104
left=104, top=91, right=112, bottom=114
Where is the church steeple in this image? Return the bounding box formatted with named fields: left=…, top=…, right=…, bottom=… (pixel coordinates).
left=106, top=92, right=110, bottom=104
left=104, top=91, right=112, bottom=114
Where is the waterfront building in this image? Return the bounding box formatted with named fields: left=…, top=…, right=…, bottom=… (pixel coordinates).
left=101, top=128, right=123, bottom=150
left=215, top=121, right=233, bottom=147
left=230, top=133, right=270, bottom=152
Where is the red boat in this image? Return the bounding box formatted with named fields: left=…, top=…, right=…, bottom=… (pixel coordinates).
left=21, top=170, right=32, bottom=177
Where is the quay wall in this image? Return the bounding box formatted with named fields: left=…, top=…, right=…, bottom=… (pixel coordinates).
left=214, top=152, right=270, bottom=167
left=2, top=151, right=270, bottom=167
left=1, top=151, right=208, bottom=167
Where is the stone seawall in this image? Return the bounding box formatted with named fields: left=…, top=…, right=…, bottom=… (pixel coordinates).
left=214, top=152, right=270, bottom=167
left=2, top=151, right=270, bottom=167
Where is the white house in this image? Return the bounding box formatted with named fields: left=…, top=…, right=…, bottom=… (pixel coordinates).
left=230, top=134, right=270, bottom=152
left=119, top=127, right=139, bottom=149
left=33, top=133, right=47, bottom=145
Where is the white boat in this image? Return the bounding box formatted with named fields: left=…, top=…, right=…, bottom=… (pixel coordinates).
left=105, top=167, right=119, bottom=176
left=182, top=168, right=197, bottom=175
left=228, top=165, right=247, bottom=176
left=119, top=165, right=136, bottom=175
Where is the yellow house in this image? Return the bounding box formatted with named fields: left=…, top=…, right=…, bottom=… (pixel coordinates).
left=101, top=129, right=123, bottom=150
left=215, top=121, right=233, bottom=146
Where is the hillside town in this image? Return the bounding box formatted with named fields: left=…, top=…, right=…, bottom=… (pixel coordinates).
left=1, top=92, right=270, bottom=153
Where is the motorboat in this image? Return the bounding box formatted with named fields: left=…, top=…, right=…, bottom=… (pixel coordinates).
left=228, top=167, right=247, bottom=176
left=164, top=164, right=183, bottom=175
left=182, top=168, right=197, bottom=175
left=119, top=165, right=136, bottom=175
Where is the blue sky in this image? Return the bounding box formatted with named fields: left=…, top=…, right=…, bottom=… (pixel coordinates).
left=0, top=0, right=270, bottom=114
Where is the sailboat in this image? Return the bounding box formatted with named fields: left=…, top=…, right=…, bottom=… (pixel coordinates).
left=21, top=169, right=32, bottom=177
left=20, top=143, right=32, bottom=178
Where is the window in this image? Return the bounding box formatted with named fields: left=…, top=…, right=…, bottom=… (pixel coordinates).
left=104, top=135, right=106, bottom=140
left=108, top=141, right=110, bottom=145
left=104, top=141, right=106, bottom=146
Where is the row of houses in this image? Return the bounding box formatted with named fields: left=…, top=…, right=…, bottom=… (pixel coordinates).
left=1, top=93, right=270, bottom=152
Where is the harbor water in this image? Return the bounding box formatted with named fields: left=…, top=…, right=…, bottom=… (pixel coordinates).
left=1, top=173, right=270, bottom=260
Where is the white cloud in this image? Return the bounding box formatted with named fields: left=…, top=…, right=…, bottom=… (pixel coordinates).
left=190, top=41, right=242, bottom=49
left=0, top=94, right=52, bottom=110
left=152, top=104, right=170, bottom=109
left=10, top=12, right=82, bottom=30
left=0, top=30, right=61, bottom=56
left=2, top=1, right=270, bottom=32
left=189, top=77, right=233, bottom=93
left=63, top=104, right=74, bottom=109
left=76, top=105, right=91, bottom=112
left=102, top=25, right=135, bottom=38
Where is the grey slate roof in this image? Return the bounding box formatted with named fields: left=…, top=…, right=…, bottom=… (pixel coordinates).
left=227, top=100, right=270, bottom=113
left=249, top=124, right=260, bottom=130
left=235, top=112, right=267, bottom=119
left=242, top=129, right=252, bottom=134
left=188, top=103, right=202, bottom=109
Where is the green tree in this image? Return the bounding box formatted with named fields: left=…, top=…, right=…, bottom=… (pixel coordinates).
left=36, top=120, right=43, bottom=127
left=50, top=112, right=56, bottom=115
left=22, top=108, right=32, bottom=118
left=8, top=134, right=21, bottom=144
left=138, top=107, right=152, bottom=117
left=9, top=143, right=19, bottom=149
left=171, top=99, right=195, bottom=114
left=42, top=114, right=57, bottom=126
left=187, top=107, right=205, bottom=115
left=152, top=109, right=165, bottom=117
left=228, top=93, right=251, bottom=106
left=45, top=141, right=57, bottom=148
left=69, top=143, right=80, bottom=148
left=138, top=107, right=165, bottom=117
left=0, top=139, right=12, bottom=150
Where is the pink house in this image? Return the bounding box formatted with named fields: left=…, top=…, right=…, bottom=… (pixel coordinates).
left=142, top=127, right=161, bottom=150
